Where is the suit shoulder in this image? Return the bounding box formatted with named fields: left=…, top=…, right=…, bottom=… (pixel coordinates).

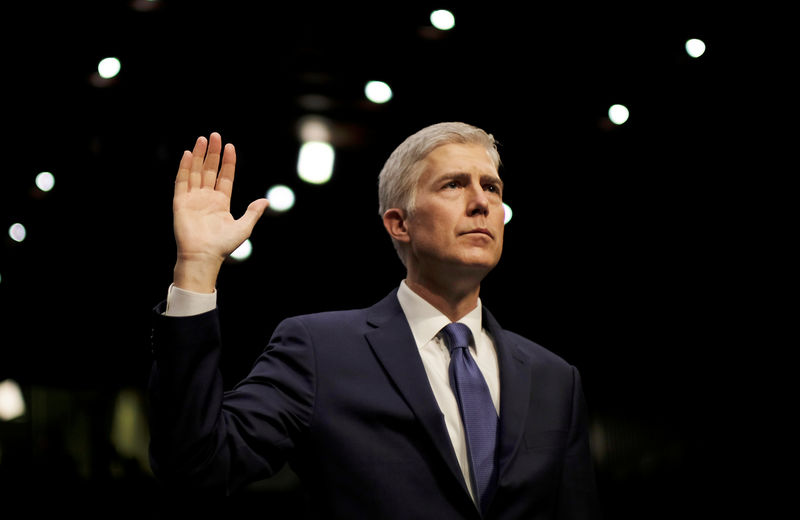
left=277, top=290, right=399, bottom=333
left=498, top=329, right=574, bottom=370
left=276, top=307, right=369, bottom=334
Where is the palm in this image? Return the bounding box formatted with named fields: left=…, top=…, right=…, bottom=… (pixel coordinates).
left=175, top=188, right=241, bottom=260
left=173, top=132, right=268, bottom=265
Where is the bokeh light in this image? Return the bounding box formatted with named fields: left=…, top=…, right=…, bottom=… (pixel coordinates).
left=8, top=223, right=26, bottom=243
left=685, top=38, right=706, bottom=58
left=608, top=104, right=630, bottom=125
left=267, top=184, right=296, bottom=212
left=297, top=141, right=335, bottom=184
left=365, top=80, right=393, bottom=104
left=97, top=57, right=121, bottom=79
left=430, top=10, right=455, bottom=31
left=230, top=239, right=253, bottom=261
left=35, top=171, right=55, bottom=192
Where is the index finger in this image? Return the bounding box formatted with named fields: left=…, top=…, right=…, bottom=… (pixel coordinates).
left=174, top=150, right=193, bottom=195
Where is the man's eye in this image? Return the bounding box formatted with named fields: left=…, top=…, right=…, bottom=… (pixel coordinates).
left=445, top=181, right=459, bottom=189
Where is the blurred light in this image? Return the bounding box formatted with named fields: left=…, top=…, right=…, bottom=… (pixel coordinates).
left=110, top=388, right=150, bottom=472
left=267, top=184, right=296, bottom=212
left=230, top=239, right=252, bottom=261
left=97, top=57, right=121, bottom=79
left=8, top=223, right=26, bottom=242
left=608, top=104, right=630, bottom=125
left=0, top=379, right=26, bottom=421
left=365, top=80, right=393, bottom=104
left=35, top=171, right=55, bottom=192
left=298, top=116, right=332, bottom=143
left=430, top=9, right=455, bottom=30
left=503, top=203, right=513, bottom=224
left=685, top=38, right=706, bottom=58
left=297, top=94, right=333, bottom=111
left=297, top=141, right=335, bottom=184
left=131, top=0, right=163, bottom=12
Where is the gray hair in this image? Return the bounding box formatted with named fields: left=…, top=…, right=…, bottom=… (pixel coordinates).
left=377, top=122, right=501, bottom=265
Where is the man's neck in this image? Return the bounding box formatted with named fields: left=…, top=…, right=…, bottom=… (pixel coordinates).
left=403, top=275, right=481, bottom=322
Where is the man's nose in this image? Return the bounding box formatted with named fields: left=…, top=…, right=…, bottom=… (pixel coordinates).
left=467, top=184, right=490, bottom=216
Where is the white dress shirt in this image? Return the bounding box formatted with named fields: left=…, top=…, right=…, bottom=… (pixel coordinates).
left=395, top=280, right=500, bottom=501
left=164, top=283, right=217, bottom=317
left=164, top=280, right=501, bottom=502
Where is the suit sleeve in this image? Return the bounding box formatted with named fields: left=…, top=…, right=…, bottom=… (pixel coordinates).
left=147, top=302, right=316, bottom=495
left=557, top=366, right=602, bottom=519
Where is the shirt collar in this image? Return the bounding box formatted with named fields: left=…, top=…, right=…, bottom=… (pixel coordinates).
left=397, top=280, right=483, bottom=350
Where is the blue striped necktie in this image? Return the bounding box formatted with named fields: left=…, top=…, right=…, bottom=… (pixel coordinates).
left=440, top=322, right=498, bottom=514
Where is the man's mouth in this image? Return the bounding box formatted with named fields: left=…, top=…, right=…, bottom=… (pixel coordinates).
left=462, top=228, right=493, bottom=238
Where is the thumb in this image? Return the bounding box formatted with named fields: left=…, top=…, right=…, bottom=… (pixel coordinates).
left=237, top=198, right=269, bottom=232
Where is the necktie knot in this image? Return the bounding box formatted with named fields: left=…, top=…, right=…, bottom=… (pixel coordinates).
left=440, top=322, right=472, bottom=354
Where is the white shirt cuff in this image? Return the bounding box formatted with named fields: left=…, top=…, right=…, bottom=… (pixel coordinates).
left=164, top=283, right=217, bottom=317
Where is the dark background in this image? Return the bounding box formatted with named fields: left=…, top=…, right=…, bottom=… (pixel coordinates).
left=0, top=1, right=781, bottom=517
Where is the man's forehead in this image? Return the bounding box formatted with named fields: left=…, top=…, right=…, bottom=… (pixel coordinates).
left=420, top=143, right=499, bottom=178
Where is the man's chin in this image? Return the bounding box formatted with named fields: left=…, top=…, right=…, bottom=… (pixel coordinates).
left=453, top=254, right=501, bottom=276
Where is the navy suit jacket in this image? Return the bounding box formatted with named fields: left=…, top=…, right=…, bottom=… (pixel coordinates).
left=148, top=289, right=600, bottom=519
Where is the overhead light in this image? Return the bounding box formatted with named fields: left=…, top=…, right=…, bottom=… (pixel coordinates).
left=230, top=239, right=253, bottom=261
left=503, top=203, right=513, bottom=225
left=430, top=10, right=455, bottom=31
left=0, top=379, right=26, bottom=421
left=8, top=223, right=26, bottom=243
left=608, top=104, right=630, bottom=125
left=365, top=80, right=393, bottom=104
left=297, top=141, right=335, bottom=184
left=685, top=38, right=706, bottom=58
left=266, top=184, right=296, bottom=212
left=97, top=57, right=121, bottom=79
left=35, top=171, right=55, bottom=192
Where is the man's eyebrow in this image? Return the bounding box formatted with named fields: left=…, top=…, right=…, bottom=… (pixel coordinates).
left=436, top=172, right=504, bottom=189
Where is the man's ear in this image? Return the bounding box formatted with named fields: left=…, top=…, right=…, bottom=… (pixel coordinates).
left=382, top=208, right=410, bottom=243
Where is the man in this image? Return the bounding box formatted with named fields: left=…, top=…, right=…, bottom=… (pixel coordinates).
left=148, top=122, right=600, bottom=519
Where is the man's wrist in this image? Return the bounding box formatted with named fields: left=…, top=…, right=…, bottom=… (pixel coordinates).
left=173, top=256, right=222, bottom=294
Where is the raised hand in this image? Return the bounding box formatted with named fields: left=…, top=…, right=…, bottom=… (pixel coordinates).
left=172, top=132, right=269, bottom=293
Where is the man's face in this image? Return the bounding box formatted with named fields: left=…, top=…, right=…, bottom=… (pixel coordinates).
left=404, top=143, right=505, bottom=279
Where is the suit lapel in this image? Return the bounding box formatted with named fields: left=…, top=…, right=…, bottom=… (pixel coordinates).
left=363, top=292, right=539, bottom=513
left=363, top=290, right=470, bottom=498
left=483, top=307, right=534, bottom=479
